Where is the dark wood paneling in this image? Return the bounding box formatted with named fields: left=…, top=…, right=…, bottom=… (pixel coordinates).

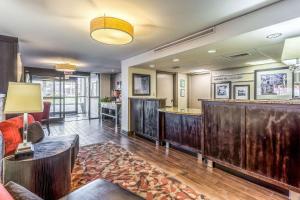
left=165, top=113, right=182, bottom=144
left=162, top=113, right=202, bottom=152
left=144, top=100, right=159, bottom=138
left=130, top=99, right=143, bottom=135
left=181, top=115, right=202, bottom=150
left=0, top=35, right=18, bottom=94
left=204, top=102, right=246, bottom=168
left=130, top=98, right=166, bottom=141
left=246, top=104, right=300, bottom=188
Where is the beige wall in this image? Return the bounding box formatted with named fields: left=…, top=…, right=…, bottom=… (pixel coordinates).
left=157, top=73, right=174, bottom=107
left=211, top=62, right=285, bottom=100
left=128, top=67, right=156, bottom=97
left=100, top=74, right=111, bottom=98
left=186, top=63, right=286, bottom=102
left=188, top=73, right=211, bottom=108
left=177, top=73, right=188, bottom=108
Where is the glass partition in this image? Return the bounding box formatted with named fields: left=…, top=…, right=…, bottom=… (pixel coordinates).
left=89, top=73, right=100, bottom=119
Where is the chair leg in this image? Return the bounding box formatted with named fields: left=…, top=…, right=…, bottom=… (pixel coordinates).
left=46, top=122, right=50, bottom=136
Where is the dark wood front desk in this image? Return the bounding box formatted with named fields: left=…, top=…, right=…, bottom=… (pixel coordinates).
left=130, top=98, right=300, bottom=194
left=202, top=100, right=300, bottom=194
left=129, top=97, right=166, bottom=142
left=158, top=107, right=203, bottom=153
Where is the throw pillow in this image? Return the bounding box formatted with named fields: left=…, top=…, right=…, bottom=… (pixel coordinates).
left=0, top=183, right=14, bottom=200
left=7, top=114, right=35, bottom=129
left=0, top=121, right=22, bottom=155
left=5, top=181, right=43, bottom=200
left=19, top=122, right=44, bottom=144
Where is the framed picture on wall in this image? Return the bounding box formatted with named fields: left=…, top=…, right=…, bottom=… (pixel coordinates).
left=214, top=82, right=231, bottom=99
left=255, top=67, right=293, bottom=100
left=132, top=74, right=151, bottom=96
left=233, top=85, right=250, bottom=100
left=180, top=79, right=185, bottom=88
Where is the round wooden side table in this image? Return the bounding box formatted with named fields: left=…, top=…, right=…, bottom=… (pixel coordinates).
left=3, top=141, right=72, bottom=200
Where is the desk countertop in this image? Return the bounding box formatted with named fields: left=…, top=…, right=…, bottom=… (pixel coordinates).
left=158, top=107, right=202, bottom=115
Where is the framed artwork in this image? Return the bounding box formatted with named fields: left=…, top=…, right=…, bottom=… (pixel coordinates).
left=234, top=85, right=250, bottom=100
left=180, top=79, right=185, bottom=88
left=132, top=74, right=151, bottom=96
left=255, top=67, right=293, bottom=100
left=180, top=89, right=185, bottom=97
left=214, top=82, right=231, bottom=99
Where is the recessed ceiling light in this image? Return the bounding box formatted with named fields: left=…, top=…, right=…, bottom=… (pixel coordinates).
left=266, top=33, right=282, bottom=39
left=149, top=64, right=155, bottom=68
left=246, top=59, right=276, bottom=66
left=208, top=49, right=216, bottom=54
left=173, top=58, right=180, bottom=62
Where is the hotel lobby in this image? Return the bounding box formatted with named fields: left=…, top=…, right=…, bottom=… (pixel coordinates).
left=0, top=0, right=300, bottom=199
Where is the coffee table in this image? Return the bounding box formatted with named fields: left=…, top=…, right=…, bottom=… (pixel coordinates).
left=3, top=140, right=72, bottom=200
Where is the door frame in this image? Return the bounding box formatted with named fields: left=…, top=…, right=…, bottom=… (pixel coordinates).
left=156, top=71, right=176, bottom=107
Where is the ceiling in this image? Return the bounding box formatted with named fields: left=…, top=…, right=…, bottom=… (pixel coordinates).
left=0, top=0, right=279, bottom=73
left=135, top=17, right=300, bottom=73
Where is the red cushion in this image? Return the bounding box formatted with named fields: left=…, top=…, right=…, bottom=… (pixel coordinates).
left=0, top=184, right=14, bottom=200
left=6, top=115, right=35, bottom=129
left=0, top=121, right=22, bottom=155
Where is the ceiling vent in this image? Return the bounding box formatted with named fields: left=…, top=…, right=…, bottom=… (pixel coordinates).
left=221, top=51, right=253, bottom=61
left=228, top=53, right=250, bottom=59
left=154, top=27, right=215, bottom=52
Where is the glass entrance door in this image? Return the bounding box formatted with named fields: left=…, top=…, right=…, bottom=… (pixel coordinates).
left=89, top=73, right=100, bottom=119
left=31, top=75, right=64, bottom=120
left=64, top=76, right=89, bottom=121
left=29, top=73, right=96, bottom=121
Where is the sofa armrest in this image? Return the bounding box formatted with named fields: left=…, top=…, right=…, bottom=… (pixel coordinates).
left=5, top=181, right=43, bottom=200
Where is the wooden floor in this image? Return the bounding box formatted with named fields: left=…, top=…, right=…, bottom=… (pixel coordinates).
left=50, top=119, right=287, bottom=200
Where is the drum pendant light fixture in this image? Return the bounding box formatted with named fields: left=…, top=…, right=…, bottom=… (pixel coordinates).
left=55, top=63, right=77, bottom=72
left=90, top=16, right=134, bottom=45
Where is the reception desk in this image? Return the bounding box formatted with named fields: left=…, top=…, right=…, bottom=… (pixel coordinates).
left=158, top=107, right=203, bottom=153
left=131, top=98, right=300, bottom=193
left=129, top=97, right=166, bottom=142
left=202, top=100, right=300, bottom=193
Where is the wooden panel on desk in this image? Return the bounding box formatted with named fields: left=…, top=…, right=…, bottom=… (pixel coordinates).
left=181, top=115, right=202, bottom=150
left=246, top=104, right=300, bottom=188
left=165, top=112, right=181, bottom=144
left=130, top=98, right=143, bottom=134
left=204, top=102, right=246, bottom=168
left=143, top=100, right=159, bottom=138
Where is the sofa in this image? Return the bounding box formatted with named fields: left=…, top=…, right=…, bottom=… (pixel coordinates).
left=1, top=179, right=143, bottom=200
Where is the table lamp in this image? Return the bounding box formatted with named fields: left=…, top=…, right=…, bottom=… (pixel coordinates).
left=4, top=82, right=43, bottom=156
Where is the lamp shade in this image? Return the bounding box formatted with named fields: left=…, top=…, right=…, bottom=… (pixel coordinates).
left=55, top=63, right=76, bottom=72
left=90, top=16, right=134, bottom=45
left=4, top=82, right=43, bottom=114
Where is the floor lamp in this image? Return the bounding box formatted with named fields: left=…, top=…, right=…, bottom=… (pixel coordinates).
left=4, top=82, right=43, bottom=156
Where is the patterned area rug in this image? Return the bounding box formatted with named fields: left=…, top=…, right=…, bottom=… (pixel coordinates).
left=72, top=142, right=209, bottom=200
